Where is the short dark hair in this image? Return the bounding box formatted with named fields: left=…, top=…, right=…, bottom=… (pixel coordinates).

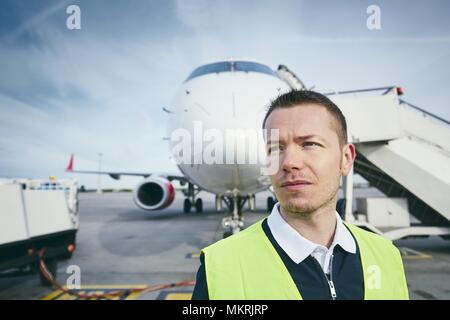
left=262, top=90, right=348, bottom=146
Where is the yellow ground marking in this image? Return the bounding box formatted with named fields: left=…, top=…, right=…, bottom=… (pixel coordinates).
left=165, top=293, right=193, bottom=300
left=157, top=291, right=193, bottom=300
left=41, top=285, right=148, bottom=300
left=186, top=252, right=201, bottom=259
left=399, top=247, right=432, bottom=260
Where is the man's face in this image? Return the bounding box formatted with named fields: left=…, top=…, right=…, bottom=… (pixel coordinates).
left=264, top=104, right=355, bottom=214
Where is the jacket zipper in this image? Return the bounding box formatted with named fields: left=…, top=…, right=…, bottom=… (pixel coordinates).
left=327, top=254, right=337, bottom=300
left=311, top=254, right=337, bottom=300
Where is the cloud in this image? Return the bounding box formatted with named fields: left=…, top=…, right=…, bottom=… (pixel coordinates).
left=0, top=18, right=188, bottom=187
left=2, top=0, right=71, bottom=43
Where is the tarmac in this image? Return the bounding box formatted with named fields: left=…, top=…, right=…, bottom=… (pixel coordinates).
left=0, top=190, right=449, bottom=300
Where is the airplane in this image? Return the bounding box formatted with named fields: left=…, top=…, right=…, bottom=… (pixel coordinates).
left=66, top=59, right=304, bottom=237
left=66, top=59, right=450, bottom=241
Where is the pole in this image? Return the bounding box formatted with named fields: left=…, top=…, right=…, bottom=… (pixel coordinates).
left=97, top=152, right=103, bottom=194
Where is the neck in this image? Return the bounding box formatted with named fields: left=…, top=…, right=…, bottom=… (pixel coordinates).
left=279, top=200, right=337, bottom=248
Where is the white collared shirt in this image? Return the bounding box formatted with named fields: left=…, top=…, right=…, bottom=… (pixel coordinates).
left=267, top=203, right=356, bottom=274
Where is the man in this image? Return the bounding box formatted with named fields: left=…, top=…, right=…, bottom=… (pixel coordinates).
left=192, top=90, right=409, bottom=300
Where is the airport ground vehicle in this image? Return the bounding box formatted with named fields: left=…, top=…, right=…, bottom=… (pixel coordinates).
left=0, top=178, right=78, bottom=286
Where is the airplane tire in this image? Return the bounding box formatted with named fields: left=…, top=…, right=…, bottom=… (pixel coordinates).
left=195, top=198, right=203, bottom=213
left=183, top=199, right=191, bottom=213
left=229, top=200, right=234, bottom=212
left=223, top=229, right=233, bottom=238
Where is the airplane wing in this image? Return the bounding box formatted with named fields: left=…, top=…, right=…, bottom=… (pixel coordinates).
left=65, top=154, right=188, bottom=183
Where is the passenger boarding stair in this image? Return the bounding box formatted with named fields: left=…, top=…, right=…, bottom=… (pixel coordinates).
left=328, top=88, right=450, bottom=240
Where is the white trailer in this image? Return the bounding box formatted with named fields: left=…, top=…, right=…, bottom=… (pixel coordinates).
left=0, top=178, right=79, bottom=286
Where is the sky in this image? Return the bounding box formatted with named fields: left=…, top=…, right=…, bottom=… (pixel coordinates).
left=0, top=0, right=449, bottom=188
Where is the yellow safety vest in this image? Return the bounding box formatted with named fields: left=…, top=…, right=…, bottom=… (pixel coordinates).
left=202, top=219, right=409, bottom=300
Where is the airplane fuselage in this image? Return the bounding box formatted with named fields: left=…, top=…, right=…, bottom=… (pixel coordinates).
left=167, top=61, right=291, bottom=196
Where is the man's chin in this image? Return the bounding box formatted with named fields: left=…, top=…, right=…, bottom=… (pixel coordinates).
left=280, top=201, right=318, bottom=215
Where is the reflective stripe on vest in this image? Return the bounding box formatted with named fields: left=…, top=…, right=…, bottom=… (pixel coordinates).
left=202, top=219, right=409, bottom=300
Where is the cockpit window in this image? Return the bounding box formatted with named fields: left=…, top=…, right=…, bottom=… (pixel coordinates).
left=185, top=61, right=278, bottom=82
left=234, top=61, right=277, bottom=76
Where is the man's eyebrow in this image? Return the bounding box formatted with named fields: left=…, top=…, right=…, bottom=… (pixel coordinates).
left=266, top=139, right=283, bottom=145
left=294, top=134, right=325, bottom=142
left=266, top=135, right=325, bottom=145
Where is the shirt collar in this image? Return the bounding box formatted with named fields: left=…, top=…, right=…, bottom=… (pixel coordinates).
left=267, top=202, right=356, bottom=264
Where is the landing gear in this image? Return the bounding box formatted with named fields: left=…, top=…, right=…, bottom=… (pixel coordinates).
left=195, top=198, right=203, bottom=213
left=248, top=194, right=256, bottom=211
left=221, top=194, right=253, bottom=238
left=183, top=198, right=191, bottom=213
left=223, top=229, right=234, bottom=238
left=215, top=195, right=223, bottom=211
left=182, top=183, right=202, bottom=213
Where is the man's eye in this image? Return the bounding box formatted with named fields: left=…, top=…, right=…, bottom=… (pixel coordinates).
left=268, top=145, right=283, bottom=154
left=268, top=147, right=277, bottom=154
left=303, top=141, right=320, bottom=148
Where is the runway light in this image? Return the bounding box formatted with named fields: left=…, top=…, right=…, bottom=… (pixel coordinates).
left=67, top=244, right=75, bottom=253
left=396, top=87, right=404, bottom=96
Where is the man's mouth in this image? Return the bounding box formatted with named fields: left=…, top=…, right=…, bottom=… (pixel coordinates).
left=280, top=180, right=312, bottom=191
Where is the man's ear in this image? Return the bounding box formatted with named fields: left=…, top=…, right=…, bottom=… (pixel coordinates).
left=341, top=143, right=356, bottom=176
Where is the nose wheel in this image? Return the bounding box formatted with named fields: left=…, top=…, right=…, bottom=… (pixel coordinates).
left=221, top=194, right=253, bottom=238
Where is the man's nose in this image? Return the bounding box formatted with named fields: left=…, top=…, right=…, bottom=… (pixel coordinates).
left=281, top=147, right=306, bottom=173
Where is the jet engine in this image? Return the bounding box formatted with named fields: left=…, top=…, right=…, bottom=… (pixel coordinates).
left=133, top=177, right=175, bottom=210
